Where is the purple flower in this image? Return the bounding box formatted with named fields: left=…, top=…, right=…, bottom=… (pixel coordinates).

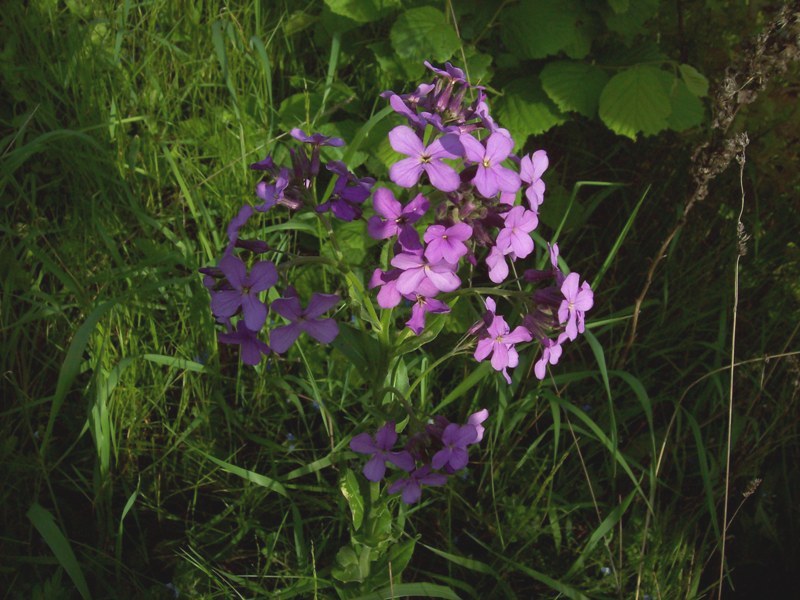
left=367, top=188, right=428, bottom=250
left=467, top=409, right=489, bottom=443
left=290, top=128, right=345, bottom=147
left=255, top=167, right=290, bottom=212
left=558, top=273, right=594, bottom=341
left=423, top=222, right=473, bottom=264
left=387, top=465, right=448, bottom=504
left=225, top=204, right=254, bottom=254
left=210, top=255, right=278, bottom=331
left=350, top=421, right=415, bottom=482
left=534, top=334, right=567, bottom=380
left=520, top=150, right=548, bottom=209
left=495, top=206, right=538, bottom=259
left=460, top=132, right=520, bottom=199
left=316, top=161, right=374, bottom=221
left=270, top=292, right=340, bottom=353
left=486, top=245, right=509, bottom=284
left=474, top=315, right=532, bottom=383
left=390, top=252, right=461, bottom=295
left=431, top=423, right=478, bottom=471
left=369, top=268, right=403, bottom=309
left=388, top=125, right=463, bottom=192
left=218, top=321, right=270, bottom=365
left=405, top=294, right=450, bottom=335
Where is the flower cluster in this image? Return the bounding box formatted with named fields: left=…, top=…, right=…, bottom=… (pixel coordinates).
left=349, top=410, right=488, bottom=504
left=370, top=61, right=594, bottom=382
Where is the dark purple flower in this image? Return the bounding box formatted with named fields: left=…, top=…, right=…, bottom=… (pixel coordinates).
left=350, top=421, right=415, bottom=482
left=225, top=204, right=254, bottom=254
left=270, top=292, right=340, bottom=353
left=388, top=126, right=463, bottom=192
left=367, top=188, right=428, bottom=249
left=210, top=255, right=278, bottom=331
left=460, top=131, right=520, bottom=199
left=316, top=161, right=374, bottom=221
left=249, top=155, right=278, bottom=172
left=218, top=321, right=270, bottom=365
left=387, top=465, right=448, bottom=504
left=431, top=423, right=478, bottom=471
left=290, top=128, right=345, bottom=147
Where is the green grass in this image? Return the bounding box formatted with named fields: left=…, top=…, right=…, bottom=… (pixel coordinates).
left=2, top=1, right=799, bottom=598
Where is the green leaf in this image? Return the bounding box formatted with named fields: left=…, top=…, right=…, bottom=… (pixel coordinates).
left=668, top=79, right=705, bottom=131
left=320, top=219, right=367, bottom=265
left=390, top=7, right=460, bottom=64
left=603, top=0, right=658, bottom=40
left=27, top=504, right=91, bottom=600
left=679, top=63, right=710, bottom=97
left=598, top=66, right=672, bottom=139
left=495, top=77, right=565, bottom=148
left=340, top=469, right=365, bottom=530
left=608, top=0, right=629, bottom=13
left=540, top=61, right=609, bottom=118
left=501, top=0, right=593, bottom=59
left=461, top=46, right=493, bottom=85
left=324, top=0, right=400, bottom=24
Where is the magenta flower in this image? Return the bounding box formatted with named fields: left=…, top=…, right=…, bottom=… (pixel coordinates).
left=534, top=333, right=568, bottom=380
left=390, top=252, right=461, bottom=295
left=495, top=206, right=538, bottom=259
left=486, top=245, right=509, bottom=284
left=520, top=150, right=548, bottom=209
left=431, top=423, right=478, bottom=471
left=405, top=294, right=450, bottom=335
left=218, top=321, right=270, bottom=366
left=423, top=222, right=473, bottom=264
left=210, top=255, right=277, bottom=331
left=474, top=315, right=532, bottom=383
left=468, top=409, right=489, bottom=443
left=255, top=167, right=290, bottom=212
left=558, top=273, right=594, bottom=341
left=460, top=131, right=520, bottom=198
left=367, top=188, right=429, bottom=250
left=387, top=465, right=448, bottom=504
left=369, top=268, right=404, bottom=309
left=270, top=292, right=340, bottom=353
left=388, top=125, right=463, bottom=192
left=350, top=421, right=415, bottom=482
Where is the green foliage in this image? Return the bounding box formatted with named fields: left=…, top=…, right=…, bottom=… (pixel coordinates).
left=390, top=7, right=461, bottom=64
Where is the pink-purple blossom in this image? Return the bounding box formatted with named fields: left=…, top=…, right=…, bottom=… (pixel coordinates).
left=423, top=222, right=473, bottom=264
left=367, top=188, right=428, bottom=250
left=459, top=131, right=520, bottom=199
left=520, top=150, right=548, bottom=209
left=558, top=273, right=594, bottom=341
left=270, top=291, right=340, bottom=353
left=474, top=312, right=532, bottom=383
left=495, top=206, right=538, bottom=259
left=390, top=252, right=461, bottom=295
left=388, top=125, right=463, bottom=192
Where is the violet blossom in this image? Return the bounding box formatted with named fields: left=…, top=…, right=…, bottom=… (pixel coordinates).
left=495, top=206, right=538, bottom=260
left=210, top=255, right=277, bottom=331
left=431, top=423, right=478, bottom=472
left=387, top=465, right=448, bottom=504
left=218, top=321, right=270, bottom=366
left=388, top=125, right=463, bottom=192
left=270, top=291, right=340, bottom=353
left=423, top=222, right=473, bottom=264
left=367, top=188, right=428, bottom=250
left=520, top=150, right=548, bottom=209
left=558, top=273, right=594, bottom=341
left=390, top=252, right=461, bottom=295
left=349, top=421, right=415, bottom=482
left=460, top=131, right=520, bottom=199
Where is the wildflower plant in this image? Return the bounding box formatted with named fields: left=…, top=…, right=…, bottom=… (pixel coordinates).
left=201, top=60, right=595, bottom=585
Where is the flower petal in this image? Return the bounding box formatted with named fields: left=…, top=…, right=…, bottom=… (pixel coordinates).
left=269, top=323, right=301, bottom=354
left=211, top=290, right=242, bottom=318
left=305, top=293, right=340, bottom=318
left=389, top=157, right=424, bottom=188
left=423, top=160, right=460, bottom=192
left=388, top=125, right=424, bottom=157
left=350, top=433, right=377, bottom=454
left=249, top=260, right=278, bottom=292
left=301, top=317, right=339, bottom=344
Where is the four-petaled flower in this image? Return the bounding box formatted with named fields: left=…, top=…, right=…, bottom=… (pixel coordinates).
left=390, top=252, right=461, bottom=295
left=388, top=465, right=449, bottom=504
left=495, top=206, right=538, bottom=260
left=210, top=255, right=277, bottom=331
left=423, top=222, right=473, bottom=264
left=431, top=423, right=478, bottom=472
left=350, top=422, right=415, bottom=482
left=474, top=313, right=532, bottom=383
left=558, top=272, right=594, bottom=341
left=270, top=292, right=341, bottom=353
left=367, top=188, right=429, bottom=250
left=460, top=131, right=521, bottom=198
left=388, top=125, right=463, bottom=192
left=217, top=321, right=270, bottom=366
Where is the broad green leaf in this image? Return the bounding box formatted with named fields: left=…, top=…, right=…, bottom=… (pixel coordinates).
left=27, top=504, right=91, bottom=600
left=603, top=0, right=658, bottom=40
left=495, top=78, right=565, bottom=148
left=668, top=79, right=705, bottom=131
left=320, top=219, right=367, bottom=265
left=390, top=7, right=460, bottom=64
left=324, top=0, right=400, bottom=24
left=461, top=46, right=493, bottom=85
left=341, top=470, right=365, bottom=530
left=679, top=63, right=710, bottom=97
left=501, top=0, right=593, bottom=60
left=599, top=66, right=672, bottom=139
left=608, top=0, right=629, bottom=13
left=540, top=61, right=609, bottom=118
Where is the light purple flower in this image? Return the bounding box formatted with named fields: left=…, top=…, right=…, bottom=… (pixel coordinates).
left=369, top=268, right=403, bottom=309
left=423, top=222, right=473, bottom=264
left=534, top=335, right=566, bottom=380
left=460, top=132, right=520, bottom=198
left=520, top=150, right=548, bottom=209
left=387, top=465, right=448, bottom=504
left=558, top=273, right=594, bottom=341
left=432, top=423, right=477, bottom=471
left=388, top=125, right=463, bottom=192
left=486, top=245, right=509, bottom=284
left=474, top=315, right=532, bottom=383
left=467, top=409, right=489, bottom=443
left=270, top=292, right=340, bottom=353
left=255, top=167, right=290, bottom=212
left=390, top=252, right=461, bottom=295
left=367, top=189, right=428, bottom=250
left=290, top=128, right=345, bottom=147
left=210, top=255, right=277, bottom=331
left=218, top=321, right=270, bottom=365
left=350, top=421, right=415, bottom=482
left=495, top=206, right=538, bottom=259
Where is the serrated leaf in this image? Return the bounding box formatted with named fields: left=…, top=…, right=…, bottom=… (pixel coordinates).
left=390, top=7, right=460, bottom=64
left=603, top=0, right=658, bottom=40
left=462, top=46, right=493, bottom=85
left=540, top=61, right=609, bottom=118
left=501, top=0, right=593, bottom=59
left=668, top=79, right=705, bottom=131
left=324, top=0, right=400, bottom=23
left=679, top=63, right=709, bottom=97
left=340, top=469, right=365, bottom=530
left=599, top=66, right=672, bottom=140
left=495, top=78, right=565, bottom=147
